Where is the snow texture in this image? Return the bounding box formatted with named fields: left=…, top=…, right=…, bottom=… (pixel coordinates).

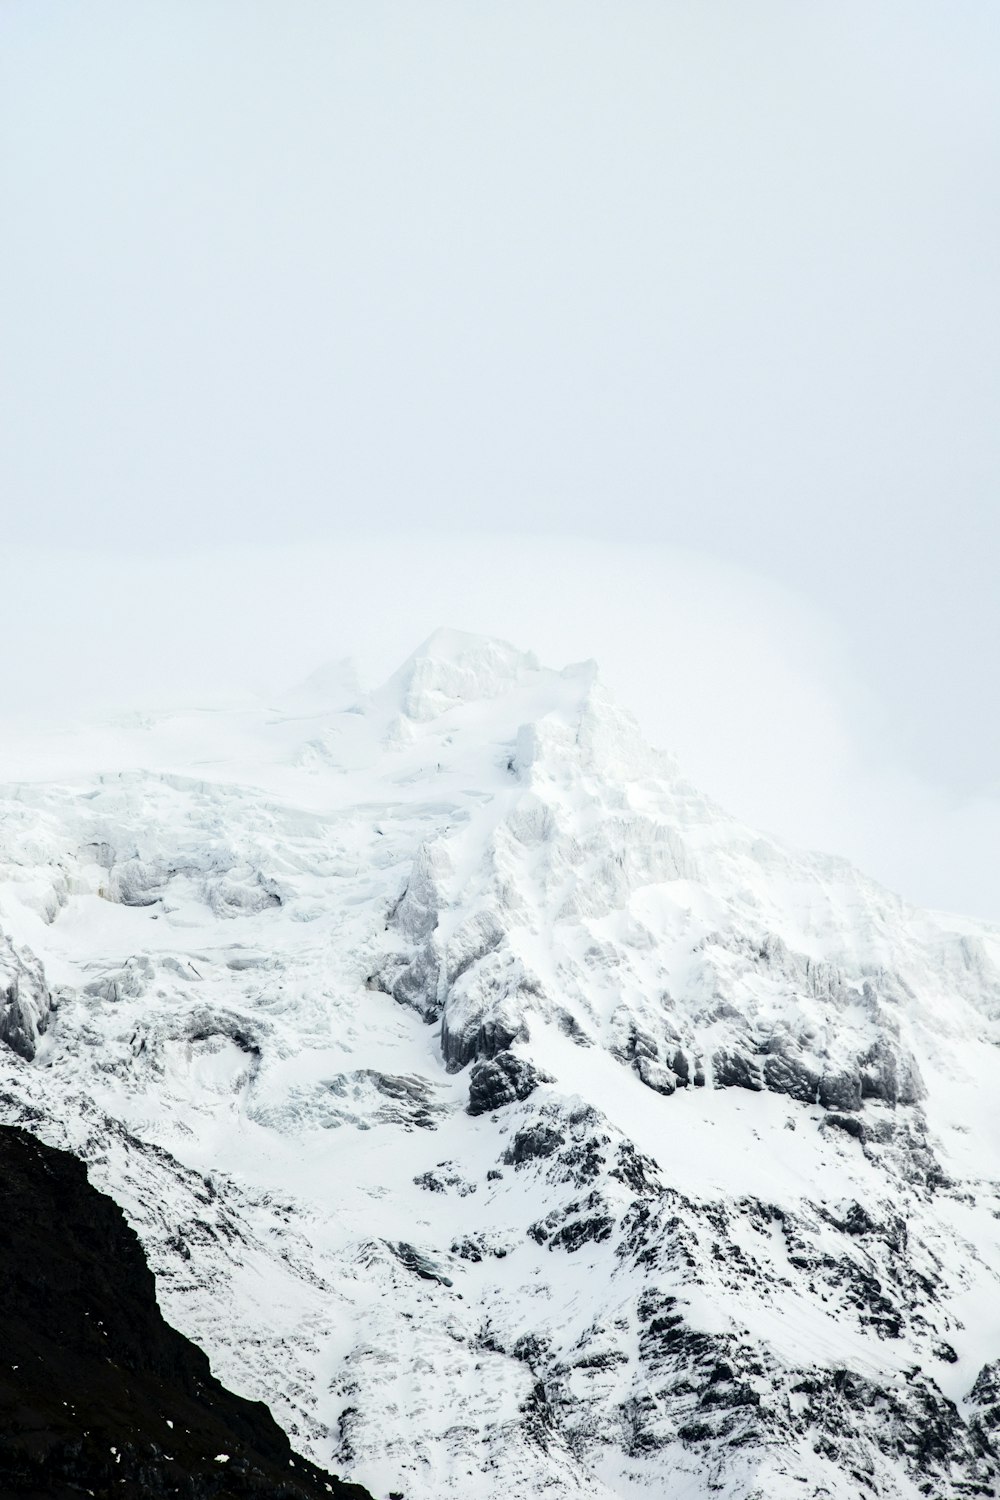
left=2, top=629, right=1000, bottom=1499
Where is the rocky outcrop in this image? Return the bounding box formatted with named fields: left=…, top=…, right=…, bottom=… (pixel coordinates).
left=472, top=1098, right=998, bottom=1498
left=467, top=1053, right=550, bottom=1115
left=0, top=937, right=52, bottom=1062
left=0, top=1126, right=371, bottom=1500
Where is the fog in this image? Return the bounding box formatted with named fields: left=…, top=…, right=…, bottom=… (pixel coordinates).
left=1, top=4, right=997, bottom=916
left=3, top=535, right=997, bottom=921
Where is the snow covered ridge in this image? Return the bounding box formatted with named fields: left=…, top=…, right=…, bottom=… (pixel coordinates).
left=2, top=628, right=1000, bottom=1498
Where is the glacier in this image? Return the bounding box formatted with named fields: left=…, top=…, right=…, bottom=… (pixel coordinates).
left=2, top=628, right=1000, bottom=1499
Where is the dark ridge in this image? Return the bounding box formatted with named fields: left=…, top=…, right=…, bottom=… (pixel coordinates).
left=0, top=1126, right=375, bottom=1500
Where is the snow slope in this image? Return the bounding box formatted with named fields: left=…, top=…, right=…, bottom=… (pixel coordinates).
left=2, top=629, right=1000, bottom=1499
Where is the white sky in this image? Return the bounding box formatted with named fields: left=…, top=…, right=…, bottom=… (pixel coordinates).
left=1, top=4, right=998, bottom=917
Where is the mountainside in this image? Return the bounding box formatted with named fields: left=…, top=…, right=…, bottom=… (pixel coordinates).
left=2, top=629, right=1000, bottom=1499
left=0, top=1124, right=371, bottom=1499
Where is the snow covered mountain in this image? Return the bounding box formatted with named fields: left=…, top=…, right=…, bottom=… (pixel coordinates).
left=2, top=629, right=1000, bottom=1499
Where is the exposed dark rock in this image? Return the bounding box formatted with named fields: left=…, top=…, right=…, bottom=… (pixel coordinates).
left=818, top=1070, right=863, bottom=1112
left=798, top=1366, right=984, bottom=1484
left=442, top=1013, right=519, bottom=1071
left=321, top=1069, right=445, bottom=1130
left=450, top=1234, right=506, bottom=1264
left=451, top=1237, right=483, bottom=1262
left=386, top=947, right=442, bottom=1021
left=970, top=1362, right=1000, bottom=1412
left=467, top=1053, right=550, bottom=1115
left=413, top=1162, right=477, bottom=1195
left=860, top=1035, right=925, bottom=1106
left=547, top=1213, right=616, bottom=1252
left=697, top=1379, right=760, bottom=1410
left=558, top=1131, right=609, bottom=1187
left=610, top=1010, right=659, bottom=1065
left=634, top=1056, right=675, bottom=1095
left=555, top=1009, right=592, bottom=1045
left=187, top=1009, right=263, bottom=1060
left=573, top=1350, right=628, bottom=1372
left=386, top=1240, right=454, bottom=1286
left=623, top=1264, right=997, bottom=1491
left=529, top=1193, right=615, bottom=1253
left=760, top=1050, right=818, bottom=1104
left=823, top=1111, right=867, bottom=1142
left=0, top=939, right=52, bottom=1063
left=824, top=1200, right=879, bottom=1237
left=503, top=1124, right=566, bottom=1165
left=0, top=1126, right=371, bottom=1500
left=712, top=1049, right=762, bottom=1092
left=609, top=1141, right=661, bottom=1196
left=969, top=1361, right=1000, bottom=1450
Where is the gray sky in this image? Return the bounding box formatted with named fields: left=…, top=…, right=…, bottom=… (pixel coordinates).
left=1, top=4, right=998, bottom=916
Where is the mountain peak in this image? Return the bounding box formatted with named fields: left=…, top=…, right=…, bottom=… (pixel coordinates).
left=377, top=628, right=541, bottom=722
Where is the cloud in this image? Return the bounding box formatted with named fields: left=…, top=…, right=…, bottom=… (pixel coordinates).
left=2, top=534, right=996, bottom=921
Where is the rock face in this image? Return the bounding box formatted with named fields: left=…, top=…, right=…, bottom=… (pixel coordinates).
left=467, top=1053, right=549, bottom=1115
left=1, top=629, right=1000, bottom=1499
left=0, top=1125, right=371, bottom=1500
left=0, top=936, right=52, bottom=1061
